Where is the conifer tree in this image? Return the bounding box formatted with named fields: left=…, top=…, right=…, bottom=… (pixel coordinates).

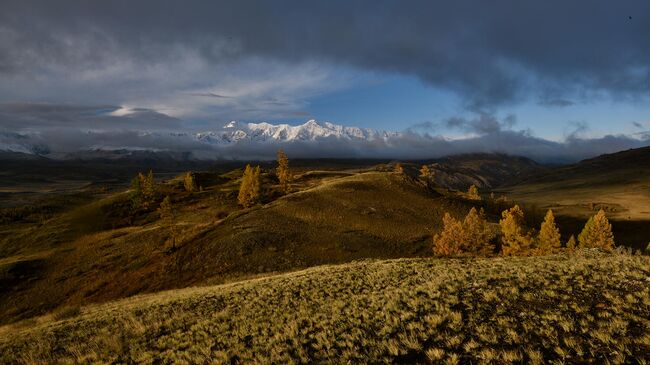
left=131, top=170, right=157, bottom=209
left=140, top=170, right=156, bottom=208
left=578, top=209, right=615, bottom=250
left=537, top=209, right=561, bottom=253
left=238, top=165, right=252, bottom=207
left=462, top=207, right=495, bottom=254
left=158, top=196, right=177, bottom=250
left=433, top=213, right=464, bottom=256
left=394, top=163, right=404, bottom=175
left=467, top=185, right=481, bottom=200
left=419, top=165, right=431, bottom=179
left=183, top=172, right=197, bottom=192
left=250, top=165, right=261, bottom=202
left=237, top=165, right=261, bottom=207
left=577, top=216, right=594, bottom=248
left=499, top=205, right=529, bottom=255
left=130, top=173, right=143, bottom=208
left=276, top=149, right=291, bottom=193
left=566, top=235, right=577, bottom=250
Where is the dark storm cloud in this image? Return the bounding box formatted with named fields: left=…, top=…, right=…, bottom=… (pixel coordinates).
left=445, top=113, right=516, bottom=135
left=2, top=1, right=650, bottom=162
left=2, top=0, right=650, bottom=109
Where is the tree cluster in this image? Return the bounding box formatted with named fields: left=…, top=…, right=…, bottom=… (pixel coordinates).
left=433, top=207, right=495, bottom=256
left=434, top=205, right=616, bottom=257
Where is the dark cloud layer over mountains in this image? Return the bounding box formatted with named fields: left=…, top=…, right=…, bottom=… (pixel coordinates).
left=2, top=0, right=650, bottom=108
left=1, top=102, right=648, bottom=163
left=1, top=1, right=650, bottom=161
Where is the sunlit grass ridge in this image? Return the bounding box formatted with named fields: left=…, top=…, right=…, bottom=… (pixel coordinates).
left=2, top=251, right=649, bottom=364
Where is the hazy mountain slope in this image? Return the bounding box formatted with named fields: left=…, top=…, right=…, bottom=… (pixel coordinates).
left=2, top=253, right=649, bottom=364
left=422, top=154, right=547, bottom=190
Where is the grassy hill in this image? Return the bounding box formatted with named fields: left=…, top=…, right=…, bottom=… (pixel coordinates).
left=495, top=147, right=650, bottom=249
left=498, top=147, right=650, bottom=220
left=1, top=252, right=649, bottom=364
left=0, top=168, right=478, bottom=325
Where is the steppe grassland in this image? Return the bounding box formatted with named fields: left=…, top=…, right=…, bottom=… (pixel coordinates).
left=1, top=251, right=649, bottom=364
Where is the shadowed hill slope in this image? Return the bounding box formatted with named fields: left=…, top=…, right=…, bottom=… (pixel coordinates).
left=428, top=154, right=546, bottom=191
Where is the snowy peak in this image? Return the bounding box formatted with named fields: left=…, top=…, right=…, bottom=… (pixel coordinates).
left=196, top=119, right=394, bottom=145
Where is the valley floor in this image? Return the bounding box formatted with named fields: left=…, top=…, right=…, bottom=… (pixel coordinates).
left=2, top=251, right=649, bottom=364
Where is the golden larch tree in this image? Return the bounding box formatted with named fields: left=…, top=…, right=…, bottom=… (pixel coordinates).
left=419, top=165, right=430, bottom=179
left=466, top=185, right=481, bottom=200
left=499, top=205, right=529, bottom=255
left=131, top=170, right=157, bottom=209
left=158, top=196, right=177, bottom=250
left=238, top=165, right=253, bottom=207
left=143, top=170, right=156, bottom=199
left=578, top=209, right=615, bottom=250
left=250, top=166, right=261, bottom=202
left=238, top=165, right=261, bottom=208
left=394, top=163, right=404, bottom=175
left=183, top=172, right=197, bottom=192
left=566, top=235, right=577, bottom=251
left=537, top=209, right=561, bottom=253
left=462, top=207, right=495, bottom=254
left=433, top=213, right=464, bottom=256
left=276, top=149, right=291, bottom=193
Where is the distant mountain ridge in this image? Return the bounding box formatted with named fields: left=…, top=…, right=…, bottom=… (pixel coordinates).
left=195, top=120, right=399, bottom=145
left=0, top=120, right=399, bottom=156
left=2, top=119, right=649, bottom=163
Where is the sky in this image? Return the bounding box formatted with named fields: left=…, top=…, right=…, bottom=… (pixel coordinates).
left=1, top=0, right=650, bottom=160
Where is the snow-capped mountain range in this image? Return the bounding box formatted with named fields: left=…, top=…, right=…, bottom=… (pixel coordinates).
left=195, top=120, right=398, bottom=145
left=0, top=120, right=399, bottom=156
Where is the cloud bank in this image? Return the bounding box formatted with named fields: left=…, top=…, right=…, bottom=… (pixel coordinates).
left=1, top=103, right=648, bottom=163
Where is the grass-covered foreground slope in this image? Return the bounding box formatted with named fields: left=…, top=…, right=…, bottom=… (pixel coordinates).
left=2, top=252, right=650, bottom=364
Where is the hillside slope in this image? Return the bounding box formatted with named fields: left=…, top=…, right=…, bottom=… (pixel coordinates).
left=425, top=154, right=546, bottom=191
left=0, top=170, right=477, bottom=325
left=173, top=171, right=473, bottom=284
left=2, top=253, right=649, bottom=364
left=495, top=147, right=650, bottom=248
